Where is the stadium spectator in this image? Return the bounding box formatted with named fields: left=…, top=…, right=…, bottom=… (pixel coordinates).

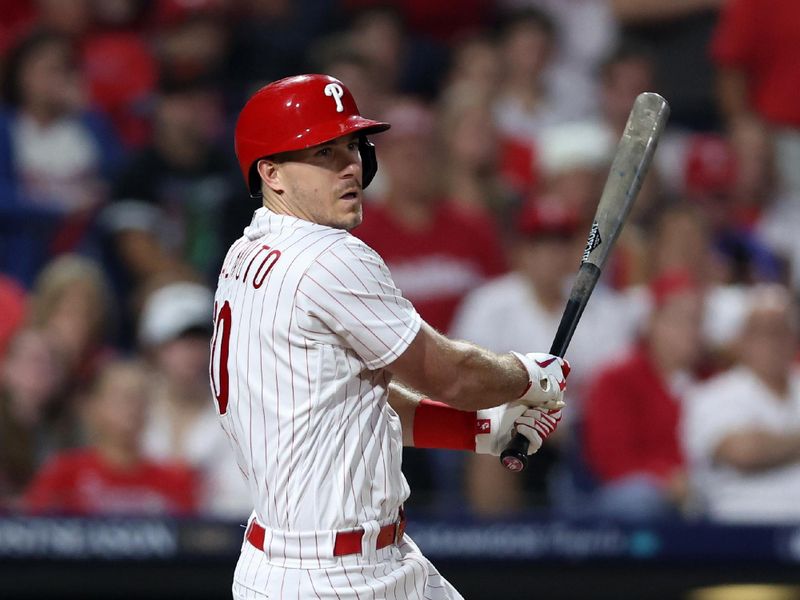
left=137, top=281, right=251, bottom=518
left=492, top=8, right=568, bottom=143
left=442, top=35, right=537, bottom=203
left=582, top=270, right=705, bottom=520
left=354, top=98, right=506, bottom=335
left=0, top=29, right=121, bottom=213
left=591, top=41, right=667, bottom=240
left=80, top=19, right=158, bottom=149
left=345, top=0, right=497, bottom=44
left=0, top=328, right=68, bottom=510
left=104, top=73, right=245, bottom=307
left=612, top=0, right=723, bottom=129
left=712, top=0, right=800, bottom=197
left=344, top=4, right=448, bottom=99
left=646, top=205, right=721, bottom=285
left=534, top=120, right=614, bottom=241
left=743, top=118, right=800, bottom=286
left=228, top=0, right=339, bottom=106
left=503, top=0, right=618, bottom=122
left=28, top=254, right=115, bottom=389
left=441, top=34, right=501, bottom=106
left=438, top=93, right=517, bottom=228
left=0, top=275, right=27, bottom=358
left=29, top=0, right=93, bottom=39
left=683, top=285, right=800, bottom=523
left=0, top=28, right=122, bottom=286
left=452, top=200, right=638, bottom=514
left=152, top=0, right=229, bottom=84
left=645, top=205, right=764, bottom=360
left=598, top=41, right=657, bottom=138
left=23, top=359, right=198, bottom=516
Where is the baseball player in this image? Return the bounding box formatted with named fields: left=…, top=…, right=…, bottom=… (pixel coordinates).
left=210, top=74, right=570, bottom=599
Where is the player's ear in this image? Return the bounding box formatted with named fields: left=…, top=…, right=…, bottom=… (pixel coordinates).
left=257, top=158, right=284, bottom=195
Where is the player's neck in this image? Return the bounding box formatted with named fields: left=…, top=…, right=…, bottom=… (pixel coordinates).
left=262, top=194, right=313, bottom=223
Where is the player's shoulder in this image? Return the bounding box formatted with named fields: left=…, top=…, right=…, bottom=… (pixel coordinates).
left=298, top=232, right=392, bottom=292
left=312, top=231, right=385, bottom=269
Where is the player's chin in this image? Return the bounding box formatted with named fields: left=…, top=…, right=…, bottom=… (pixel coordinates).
left=336, top=200, right=363, bottom=230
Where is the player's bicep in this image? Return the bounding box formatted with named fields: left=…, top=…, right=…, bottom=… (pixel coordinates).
left=386, top=321, right=465, bottom=401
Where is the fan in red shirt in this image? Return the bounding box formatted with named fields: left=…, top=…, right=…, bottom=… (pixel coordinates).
left=582, top=271, right=705, bottom=521
left=354, top=98, right=506, bottom=334
left=24, top=359, right=197, bottom=516
left=712, top=0, right=800, bottom=196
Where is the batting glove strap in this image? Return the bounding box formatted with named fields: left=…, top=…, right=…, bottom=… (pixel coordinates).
left=511, top=351, right=569, bottom=410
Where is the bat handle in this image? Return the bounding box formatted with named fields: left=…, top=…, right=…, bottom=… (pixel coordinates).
left=498, top=297, right=578, bottom=472
left=500, top=434, right=530, bottom=472
left=499, top=264, right=600, bottom=472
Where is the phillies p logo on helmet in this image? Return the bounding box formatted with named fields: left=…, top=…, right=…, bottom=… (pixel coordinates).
left=324, top=83, right=345, bottom=112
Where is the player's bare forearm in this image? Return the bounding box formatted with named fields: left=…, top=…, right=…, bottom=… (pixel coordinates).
left=387, top=322, right=529, bottom=412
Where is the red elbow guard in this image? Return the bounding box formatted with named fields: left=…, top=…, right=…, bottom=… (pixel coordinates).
left=412, top=399, right=477, bottom=451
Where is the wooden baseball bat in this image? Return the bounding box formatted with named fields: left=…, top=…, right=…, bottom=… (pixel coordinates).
left=499, top=92, right=671, bottom=472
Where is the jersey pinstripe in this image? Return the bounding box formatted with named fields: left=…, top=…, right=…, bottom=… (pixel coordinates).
left=211, top=208, right=421, bottom=534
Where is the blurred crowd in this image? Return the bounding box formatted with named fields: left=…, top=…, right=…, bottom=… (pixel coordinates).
left=1, top=0, right=800, bottom=525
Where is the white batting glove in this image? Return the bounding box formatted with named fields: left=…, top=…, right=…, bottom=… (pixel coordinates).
left=511, top=352, right=570, bottom=410
left=475, top=403, right=562, bottom=456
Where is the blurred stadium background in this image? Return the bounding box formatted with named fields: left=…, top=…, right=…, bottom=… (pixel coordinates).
left=1, top=0, right=800, bottom=598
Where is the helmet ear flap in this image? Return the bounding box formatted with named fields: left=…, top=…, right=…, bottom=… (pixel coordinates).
left=248, top=161, right=264, bottom=199
left=359, top=137, right=378, bottom=189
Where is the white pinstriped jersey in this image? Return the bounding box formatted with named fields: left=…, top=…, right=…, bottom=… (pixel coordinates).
left=210, top=207, right=421, bottom=533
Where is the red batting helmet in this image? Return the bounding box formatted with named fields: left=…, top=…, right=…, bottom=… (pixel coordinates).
left=235, top=74, right=390, bottom=198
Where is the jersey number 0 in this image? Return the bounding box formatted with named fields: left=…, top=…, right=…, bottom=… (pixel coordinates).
left=210, top=300, right=232, bottom=415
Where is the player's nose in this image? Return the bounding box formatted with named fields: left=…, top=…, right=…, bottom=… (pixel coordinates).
left=339, top=152, right=362, bottom=182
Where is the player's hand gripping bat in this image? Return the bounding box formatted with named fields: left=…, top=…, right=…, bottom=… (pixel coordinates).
left=499, top=92, right=671, bottom=472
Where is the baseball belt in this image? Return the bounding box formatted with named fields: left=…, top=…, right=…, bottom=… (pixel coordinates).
left=246, top=508, right=406, bottom=557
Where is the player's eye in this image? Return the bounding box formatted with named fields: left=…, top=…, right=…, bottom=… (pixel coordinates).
left=347, top=142, right=359, bottom=152
left=316, top=147, right=332, bottom=157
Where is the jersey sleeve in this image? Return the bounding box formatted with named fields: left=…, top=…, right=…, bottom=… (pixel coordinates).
left=296, top=237, right=422, bottom=370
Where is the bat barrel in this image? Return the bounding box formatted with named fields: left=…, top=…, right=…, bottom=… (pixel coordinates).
left=583, top=92, right=669, bottom=272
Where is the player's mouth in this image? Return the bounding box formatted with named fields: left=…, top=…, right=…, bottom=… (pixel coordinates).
left=339, top=190, right=361, bottom=201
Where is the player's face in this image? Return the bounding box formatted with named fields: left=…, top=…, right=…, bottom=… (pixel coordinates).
left=276, top=133, right=364, bottom=230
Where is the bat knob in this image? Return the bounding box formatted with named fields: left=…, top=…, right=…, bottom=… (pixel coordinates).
left=501, top=454, right=526, bottom=472
left=500, top=433, right=530, bottom=472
